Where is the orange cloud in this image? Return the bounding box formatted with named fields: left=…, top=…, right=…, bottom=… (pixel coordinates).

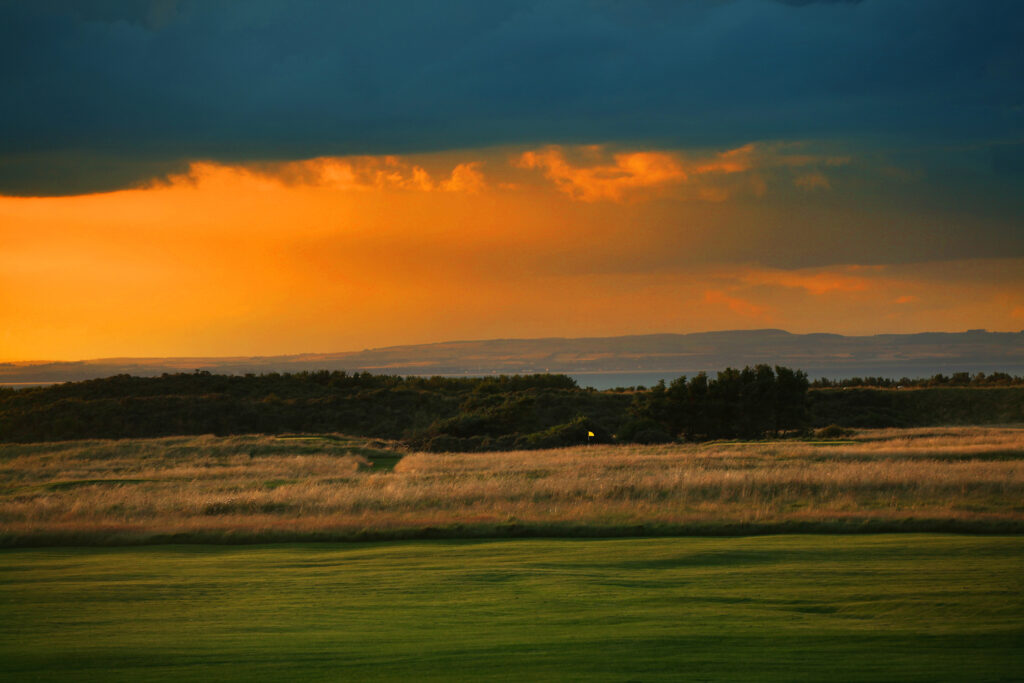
left=693, top=143, right=756, bottom=174
left=703, top=290, right=773, bottom=320
left=517, top=143, right=848, bottom=202
left=516, top=146, right=687, bottom=201
left=740, top=268, right=871, bottom=295
left=440, top=162, right=487, bottom=194
left=164, top=155, right=487, bottom=194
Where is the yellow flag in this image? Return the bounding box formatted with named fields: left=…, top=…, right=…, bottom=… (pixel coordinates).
left=587, top=431, right=595, bottom=437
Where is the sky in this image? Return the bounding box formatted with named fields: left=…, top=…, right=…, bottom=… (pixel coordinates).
left=1, top=0, right=1023, bottom=361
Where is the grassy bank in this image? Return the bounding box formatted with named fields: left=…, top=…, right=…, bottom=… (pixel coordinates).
left=2, top=536, right=1022, bottom=681
left=2, top=427, right=1023, bottom=545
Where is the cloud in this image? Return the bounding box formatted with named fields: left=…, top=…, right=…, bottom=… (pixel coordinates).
left=773, top=0, right=864, bottom=5
left=440, top=162, right=487, bottom=194
left=155, top=155, right=486, bottom=194
left=693, top=145, right=757, bottom=175
left=991, top=143, right=1024, bottom=176
left=517, top=147, right=687, bottom=201
left=741, top=268, right=870, bottom=295
left=1, top=0, right=1022, bottom=195
left=703, top=290, right=773, bottom=320
left=516, top=142, right=844, bottom=202
left=5, top=144, right=1019, bottom=275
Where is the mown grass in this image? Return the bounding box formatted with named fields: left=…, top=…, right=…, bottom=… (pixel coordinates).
left=2, top=427, right=1024, bottom=545
left=1, top=535, right=1021, bottom=681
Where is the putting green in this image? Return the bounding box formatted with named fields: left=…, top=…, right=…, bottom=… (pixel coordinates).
left=2, top=535, right=1022, bottom=681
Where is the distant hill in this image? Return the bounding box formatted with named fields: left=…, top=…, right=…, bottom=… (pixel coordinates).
left=3, top=329, right=1023, bottom=385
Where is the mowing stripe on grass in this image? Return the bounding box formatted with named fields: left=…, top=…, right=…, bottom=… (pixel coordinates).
left=1, top=535, right=1021, bottom=682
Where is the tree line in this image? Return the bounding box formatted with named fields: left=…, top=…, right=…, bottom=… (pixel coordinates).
left=811, top=371, right=1024, bottom=389
left=0, top=367, right=806, bottom=448
left=2, top=367, right=1021, bottom=449
left=622, top=366, right=809, bottom=442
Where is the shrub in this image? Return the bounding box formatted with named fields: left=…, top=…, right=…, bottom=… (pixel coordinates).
left=815, top=424, right=856, bottom=439
left=617, top=418, right=673, bottom=444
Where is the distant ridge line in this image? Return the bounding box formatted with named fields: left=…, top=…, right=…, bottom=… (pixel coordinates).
left=2, top=329, right=1023, bottom=385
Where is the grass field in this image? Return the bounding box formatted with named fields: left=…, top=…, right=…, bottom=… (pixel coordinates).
left=1, top=535, right=1022, bottom=681
left=2, top=427, right=1023, bottom=544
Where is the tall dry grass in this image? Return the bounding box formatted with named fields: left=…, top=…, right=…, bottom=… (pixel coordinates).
left=2, top=428, right=1023, bottom=543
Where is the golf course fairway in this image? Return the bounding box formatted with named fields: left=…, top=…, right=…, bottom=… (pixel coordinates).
left=2, top=535, right=1022, bottom=681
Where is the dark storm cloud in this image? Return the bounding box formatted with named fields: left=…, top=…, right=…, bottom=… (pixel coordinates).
left=773, top=0, right=863, bottom=6
left=1, top=0, right=1022, bottom=194
left=992, top=143, right=1024, bottom=176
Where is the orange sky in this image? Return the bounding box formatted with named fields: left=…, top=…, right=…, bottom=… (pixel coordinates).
left=2, top=145, right=1022, bottom=361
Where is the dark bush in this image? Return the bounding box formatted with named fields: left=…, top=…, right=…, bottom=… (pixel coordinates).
left=814, top=424, right=856, bottom=439
left=617, top=418, right=673, bottom=444
left=513, top=421, right=581, bottom=450
left=632, top=428, right=673, bottom=444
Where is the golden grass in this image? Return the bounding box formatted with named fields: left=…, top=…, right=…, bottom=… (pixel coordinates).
left=2, top=427, right=1024, bottom=543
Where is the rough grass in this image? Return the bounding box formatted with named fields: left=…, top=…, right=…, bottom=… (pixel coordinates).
left=1, top=536, right=1022, bottom=681
left=3, top=427, right=1024, bottom=545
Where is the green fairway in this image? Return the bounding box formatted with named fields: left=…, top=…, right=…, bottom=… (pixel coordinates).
left=2, top=536, right=1022, bottom=682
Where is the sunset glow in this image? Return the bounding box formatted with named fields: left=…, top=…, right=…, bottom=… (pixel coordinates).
left=2, top=145, right=1021, bottom=361
left=2, top=1, right=1022, bottom=362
